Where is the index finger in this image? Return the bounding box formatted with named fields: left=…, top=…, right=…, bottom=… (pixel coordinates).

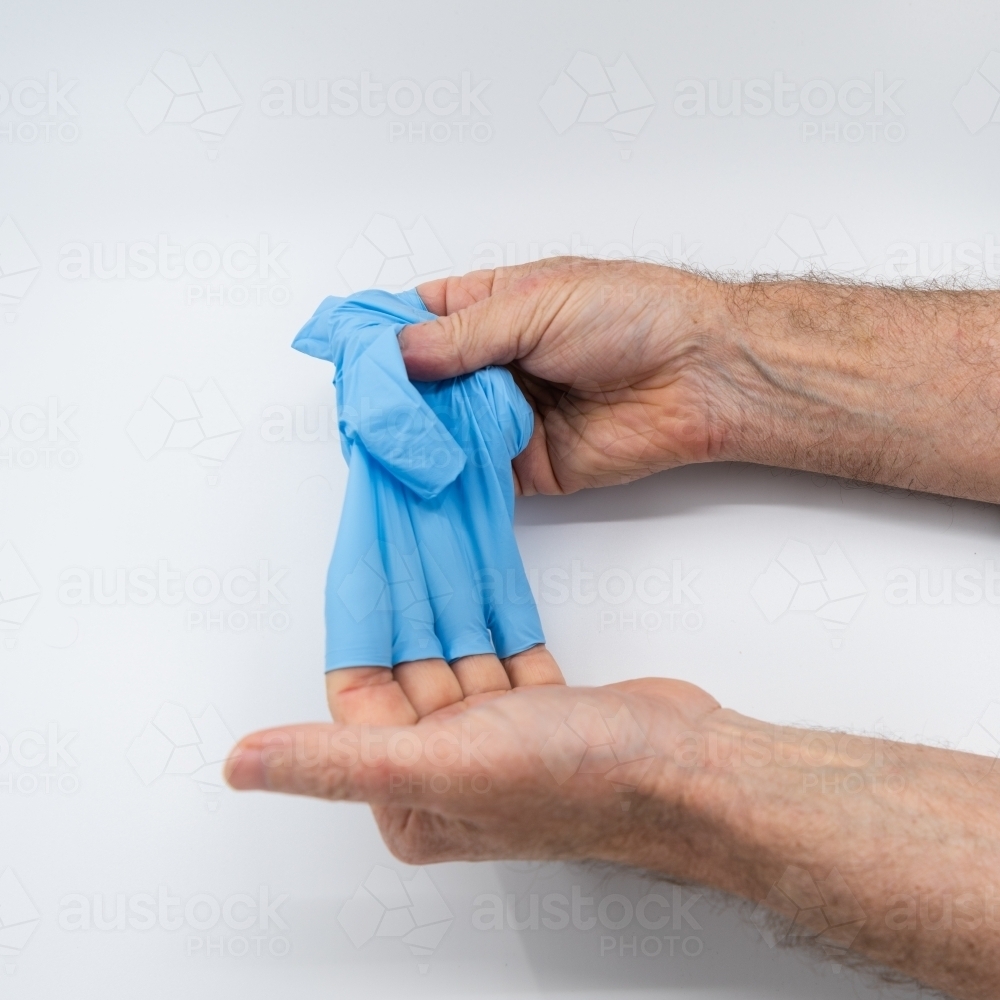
left=415, top=268, right=498, bottom=316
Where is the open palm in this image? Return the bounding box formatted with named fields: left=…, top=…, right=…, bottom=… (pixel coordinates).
left=228, top=649, right=720, bottom=867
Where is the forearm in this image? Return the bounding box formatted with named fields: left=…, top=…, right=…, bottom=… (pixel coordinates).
left=699, top=277, right=1000, bottom=502
left=640, top=710, right=1000, bottom=998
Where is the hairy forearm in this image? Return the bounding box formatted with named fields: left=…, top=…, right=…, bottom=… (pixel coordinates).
left=641, top=710, right=1000, bottom=998
left=698, top=277, right=1000, bottom=501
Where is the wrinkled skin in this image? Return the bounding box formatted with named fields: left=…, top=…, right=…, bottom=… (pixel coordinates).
left=225, top=259, right=1000, bottom=999
left=398, top=258, right=724, bottom=495
left=229, top=257, right=725, bottom=866
left=228, top=664, right=720, bottom=868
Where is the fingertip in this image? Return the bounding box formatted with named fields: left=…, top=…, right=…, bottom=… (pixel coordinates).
left=395, top=321, right=422, bottom=359
left=398, top=318, right=462, bottom=381
left=224, top=741, right=265, bottom=790
left=413, top=277, right=449, bottom=315
left=502, top=644, right=565, bottom=687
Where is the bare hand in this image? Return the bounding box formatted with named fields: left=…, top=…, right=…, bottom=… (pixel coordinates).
left=399, top=258, right=724, bottom=495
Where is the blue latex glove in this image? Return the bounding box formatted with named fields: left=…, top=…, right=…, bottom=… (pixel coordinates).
left=292, top=288, right=546, bottom=671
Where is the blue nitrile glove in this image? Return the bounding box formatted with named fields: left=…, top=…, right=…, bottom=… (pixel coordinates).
left=292, top=288, right=546, bottom=671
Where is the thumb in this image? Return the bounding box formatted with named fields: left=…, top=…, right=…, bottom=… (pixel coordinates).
left=224, top=723, right=398, bottom=801
left=399, top=292, right=523, bottom=380
left=223, top=721, right=487, bottom=805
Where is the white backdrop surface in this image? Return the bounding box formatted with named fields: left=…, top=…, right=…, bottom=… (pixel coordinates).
left=3, top=1, right=1000, bottom=997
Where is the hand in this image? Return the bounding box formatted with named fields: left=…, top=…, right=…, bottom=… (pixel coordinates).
left=316, top=645, right=565, bottom=859
left=399, top=258, right=725, bottom=495
left=226, top=671, right=721, bottom=867
left=225, top=662, right=1000, bottom=997
left=403, top=259, right=1000, bottom=504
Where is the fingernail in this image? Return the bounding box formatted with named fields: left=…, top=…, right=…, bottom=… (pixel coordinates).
left=224, top=747, right=265, bottom=790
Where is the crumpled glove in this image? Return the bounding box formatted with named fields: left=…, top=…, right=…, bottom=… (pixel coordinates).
left=293, top=288, right=546, bottom=671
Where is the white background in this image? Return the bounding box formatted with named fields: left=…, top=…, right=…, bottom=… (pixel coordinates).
left=4, top=1, right=1000, bottom=996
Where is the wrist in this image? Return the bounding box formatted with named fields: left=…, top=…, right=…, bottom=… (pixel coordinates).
left=708, top=280, right=894, bottom=480
left=626, top=707, right=788, bottom=896
left=633, top=707, right=884, bottom=900
left=692, top=277, right=1000, bottom=501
